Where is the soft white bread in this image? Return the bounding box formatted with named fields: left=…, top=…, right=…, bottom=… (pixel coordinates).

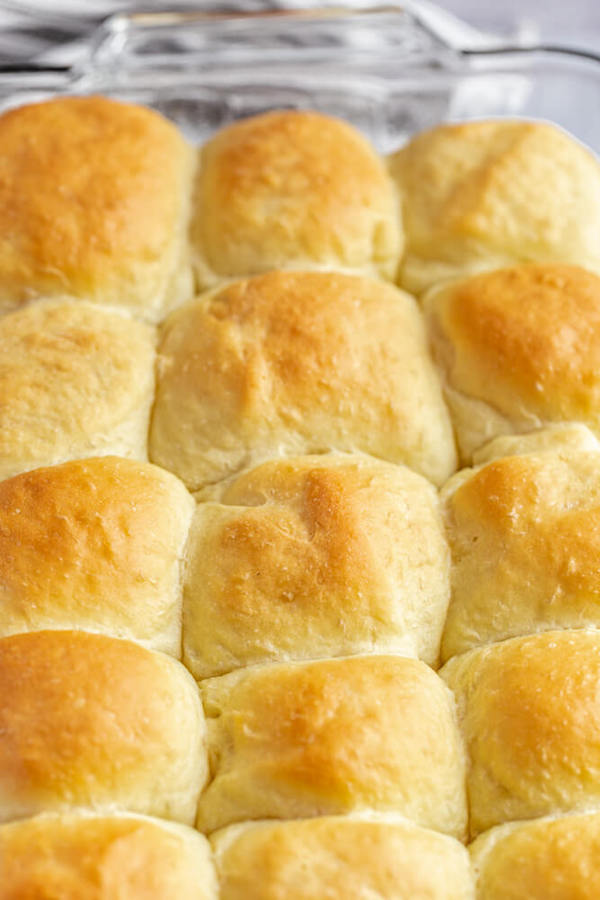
left=192, top=109, right=402, bottom=287
left=441, top=630, right=600, bottom=838
left=0, top=95, right=194, bottom=321
left=471, top=423, right=600, bottom=467
left=389, top=120, right=600, bottom=294
left=0, top=630, right=207, bottom=825
left=471, top=813, right=600, bottom=900
left=0, top=300, right=155, bottom=480
left=212, top=815, right=474, bottom=900
left=425, top=263, right=600, bottom=462
left=0, top=812, right=217, bottom=900
left=0, top=457, right=193, bottom=655
left=441, top=445, right=600, bottom=661
left=184, top=453, right=450, bottom=678
left=150, top=270, right=456, bottom=489
left=197, top=655, right=467, bottom=837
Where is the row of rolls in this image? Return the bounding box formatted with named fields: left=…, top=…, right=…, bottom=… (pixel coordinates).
left=1, top=94, right=600, bottom=897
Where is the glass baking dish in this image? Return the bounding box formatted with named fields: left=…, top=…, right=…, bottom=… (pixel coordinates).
left=0, top=4, right=598, bottom=153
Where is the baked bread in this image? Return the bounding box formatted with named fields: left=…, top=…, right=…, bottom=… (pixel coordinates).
left=0, top=299, right=155, bottom=480
left=212, top=815, right=474, bottom=900
left=2, top=93, right=600, bottom=891
left=425, top=262, right=600, bottom=461
left=184, top=452, right=450, bottom=677
left=0, top=812, right=217, bottom=900
left=441, top=442, right=600, bottom=660
left=470, top=813, right=600, bottom=899
left=197, top=654, right=467, bottom=837
left=389, top=119, right=600, bottom=294
left=471, top=422, right=600, bottom=466
left=0, top=630, right=207, bottom=825
left=150, top=269, right=456, bottom=489
left=192, top=109, right=402, bottom=287
left=442, top=630, right=600, bottom=838
left=0, top=95, right=194, bottom=321
left=0, top=457, right=193, bottom=655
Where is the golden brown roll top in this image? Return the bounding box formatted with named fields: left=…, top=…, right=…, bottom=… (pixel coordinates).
left=0, top=300, right=156, bottom=480
left=150, top=270, right=456, bottom=489
left=442, top=630, right=600, bottom=838
left=389, top=120, right=600, bottom=294
left=0, top=457, right=193, bottom=655
left=197, top=654, right=468, bottom=837
left=192, top=109, right=402, bottom=287
left=0, top=630, right=207, bottom=825
left=471, top=813, right=600, bottom=900
left=441, top=445, right=600, bottom=661
left=425, top=263, right=600, bottom=462
left=0, top=95, right=194, bottom=321
left=0, top=812, right=217, bottom=900
left=184, top=453, right=450, bottom=678
left=212, top=816, right=475, bottom=900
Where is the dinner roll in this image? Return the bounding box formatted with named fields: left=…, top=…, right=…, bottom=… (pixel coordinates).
left=184, top=453, right=450, bottom=678
left=197, top=655, right=467, bottom=837
left=212, top=815, right=474, bottom=900
left=0, top=95, right=194, bottom=321
left=0, top=300, right=155, bottom=480
left=471, top=813, right=600, bottom=900
left=0, top=630, right=207, bottom=825
left=425, top=263, right=600, bottom=461
left=389, top=120, right=600, bottom=294
left=471, top=423, right=600, bottom=467
left=192, top=109, right=401, bottom=286
left=0, top=812, right=217, bottom=900
left=150, top=270, right=456, bottom=489
left=442, top=630, right=600, bottom=838
left=441, top=445, right=600, bottom=660
left=0, top=457, right=193, bottom=655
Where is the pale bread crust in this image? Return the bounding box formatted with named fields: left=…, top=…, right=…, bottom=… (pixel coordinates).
left=150, top=270, right=456, bottom=490
left=193, top=109, right=402, bottom=287
left=184, top=453, right=450, bottom=678
left=0, top=457, right=193, bottom=655
left=442, top=631, right=600, bottom=838
left=197, top=655, right=467, bottom=838
left=212, top=815, right=474, bottom=900
left=390, top=120, right=600, bottom=294
left=0, top=300, right=156, bottom=480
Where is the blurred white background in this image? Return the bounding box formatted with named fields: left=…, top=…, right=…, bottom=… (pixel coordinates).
left=440, top=0, right=600, bottom=47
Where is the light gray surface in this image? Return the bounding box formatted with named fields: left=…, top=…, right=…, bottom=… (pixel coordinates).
left=438, top=0, right=600, bottom=47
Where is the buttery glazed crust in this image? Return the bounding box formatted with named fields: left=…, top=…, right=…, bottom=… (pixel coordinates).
left=425, top=263, right=600, bottom=461
left=192, top=109, right=402, bottom=286
left=471, top=813, right=600, bottom=900
left=441, top=447, right=600, bottom=660
left=389, top=120, right=600, bottom=294
left=0, top=300, right=156, bottom=480
left=0, top=457, right=194, bottom=656
left=212, top=816, right=474, bottom=900
left=442, top=630, right=600, bottom=838
left=197, top=655, right=467, bottom=837
left=184, top=453, right=450, bottom=678
left=0, top=812, right=217, bottom=900
left=0, top=95, right=195, bottom=320
left=150, top=270, right=456, bottom=489
left=0, top=630, right=207, bottom=825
